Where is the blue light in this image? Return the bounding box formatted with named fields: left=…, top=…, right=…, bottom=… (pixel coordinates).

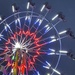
left=4, top=26, right=7, bottom=31
left=46, top=61, right=51, bottom=67
left=0, top=34, right=3, bottom=42
left=4, top=23, right=11, bottom=31
left=34, top=19, right=40, bottom=25
left=34, top=19, right=43, bottom=26
left=43, top=61, right=51, bottom=69
left=25, top=16, right=31, bottom=23
left=0, top=38, right=1, bottom=41
left=36, top=71, right=40, bottom=75
left=15, top=19, right=18, bottom=25
left=39, top=19, right=42, bottom=26
left=28, top=16, right=31, bottom=23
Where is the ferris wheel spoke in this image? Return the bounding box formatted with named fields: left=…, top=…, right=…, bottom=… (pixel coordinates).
left=38, top=20, right=62, bottom=38
left=22, top=14, right=29, bottom=31
left=13, top=15, right=20, bottom=42
left=0, top=47, right=11, bottom=51
left=28, top=9, right=34, bottom=29
left=17, top=13, right=22, bottom=28
left=0, top=51, right=10, bottom=57
left=34, top=23, right=50, bottom=35
left=31, top=20, right=61, bottom=42
left=43, top=10, right=49, bottom=18
left=28, top=53, right=47, bottom=66
left=24, top=9, right=34, bottom=31
left=21, top=37, right=31, bottom=47
left=2, top=22, right=16, bottom=44
left=0, top=37, right=14, bottom=46
left=7, top=31, right=16, bottom=44
left=30, top=11, right=49, bottom=32
left=21, top=37, right=27, bottom=45
left=25, top=37, right=57, bottom=50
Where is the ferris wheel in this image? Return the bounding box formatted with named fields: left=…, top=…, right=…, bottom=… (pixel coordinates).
left=0, top=1, right=75, bottom=75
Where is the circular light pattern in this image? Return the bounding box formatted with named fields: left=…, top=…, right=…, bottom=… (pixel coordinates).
left=0, top=2, right=65, bottom=75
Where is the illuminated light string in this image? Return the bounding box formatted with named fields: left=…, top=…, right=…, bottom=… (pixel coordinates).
left=1, top=30, right=44, bottom=74
left=32, top=23, right=50, bottom=35
left=34, top=30, right=68, bottom=46
left=25, top=1, right=35, bottom=29
left=34, top=20, right=62, bottom=40
left=32, top=15, right=48, bottom=34
left=16, top=16, right=49, bottom=37
left=0, top=18, right=65, bottom=74
left=0, top=1, right=72, bottom=75
left=34, top=21, right=56, bottom=38
left=30, top=5, right=49, bottom=32
left=27, top=22, right=60, bottom=46
left=4, top=23, right=11, bottom=32
left=0, top=29, right=60, bottom=74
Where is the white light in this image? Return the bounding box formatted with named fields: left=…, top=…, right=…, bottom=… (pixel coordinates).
left=27, top=2, right=30, bottom=9
left=37, top=71, right=40, bottom=75
left=35, top=19, right=40, bottom=24
left=49, top=39, right=57, bottom=43
left=43, top=61, right=51, bottom=69
left=0, top=34, right=3, bottom=37
left=4, top=23, right=10, bottom=31
left=45, top=26, right=50, bottom=33
left=36, top=19, right=40, bottom=22
left=49, top=48, right=55, bottom=52
left=15, top=18, right=21, bottom=26
left=46, top=27, right=50, bottom=31
left=6, top=23, right=10, bottom=29
left=59, top=30, right=67, bottom=35
left=43, top=66, right=50, bottom=69
left=17, top=18, right=20, bottom=23
left=52, top=14, right=59, bottom=21
left=59, top=50, right=68, bottom=53
left=25, top=15, right=31, bottom=22
left=15, top=19, right=18, bottom=24
left=39, top=19, right=43, bottom=25
left=46, top=61, right=51, bottom=67
left=40, top=5, right=45, bottom=12
left=53, top=69, right=61, bottom=75
left=26, top=50, right=28, bottom=53
left=0, top=16, right=2, bottom=21
left=12, top=5, right=15, bottom=12
left=11, top=69, right=13, bottom=73
left=4, top=26, right=7, bottom=31
left=50, top=36, right=55, bottom=39
left=25, top=16, right=28, bottom=20
left=15, top=42, right=21, bottom=49
left=48, top=53, right=55, bottom=55
left=45, top=24, right=49, bottom=28
left=47, top=73, right=50, bottom=75
left=6, top=23, right=9, bottom=26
